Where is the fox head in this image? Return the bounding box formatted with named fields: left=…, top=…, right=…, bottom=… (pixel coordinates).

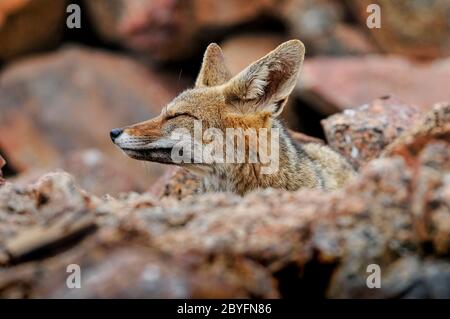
left=111, top=40, right=305, bottom=172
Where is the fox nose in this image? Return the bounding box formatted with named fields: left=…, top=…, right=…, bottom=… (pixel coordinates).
left=110, top=128, right=123, bottom=142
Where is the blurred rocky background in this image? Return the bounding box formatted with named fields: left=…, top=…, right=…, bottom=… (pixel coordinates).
left=0, top=0, right=449, bottom=298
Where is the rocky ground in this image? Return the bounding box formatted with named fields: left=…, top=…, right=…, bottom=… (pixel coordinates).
left=0, top=102, right=448, bottom=298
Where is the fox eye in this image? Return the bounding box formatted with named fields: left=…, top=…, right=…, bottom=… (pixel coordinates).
left=165, top=113, right=198, bottom=121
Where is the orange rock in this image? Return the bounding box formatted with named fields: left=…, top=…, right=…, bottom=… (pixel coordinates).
left=0, top=0, right=66, bottom=61
left=322, top=95, right=421, bottom=169
left=350, top=0, right=450, bottom=59
left=85, top=0, right=283, bottom=61
left=299, top=56, right=450, bottom=114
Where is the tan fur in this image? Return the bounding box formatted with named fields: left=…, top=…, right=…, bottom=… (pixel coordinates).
left=112, top=40, right=356, bottom=195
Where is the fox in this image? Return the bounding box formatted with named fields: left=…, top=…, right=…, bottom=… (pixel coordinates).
left=110, top=40, right=356, bottom=196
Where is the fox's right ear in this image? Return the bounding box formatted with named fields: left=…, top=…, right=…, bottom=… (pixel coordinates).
left=195, top=43, right=231, bottom=88
left=223, top=40, right=305, bottom=117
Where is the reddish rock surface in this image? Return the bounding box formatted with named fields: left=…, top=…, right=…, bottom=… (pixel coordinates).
left=12, top=149, right=148, bottom=196
left=329, top=24, right=378, bottom=55
left=148, top=167, right=200, bottom=199
left=85, top=0, right=281, bottom=61
left=281, top=1, right=377, bottom=55
left=193, top=0, right=277, bottom=27
left=58, top=149, right=148, bottom=196
left=0, top=46, right=186, bottom=191
left=0, top=0, right=66, bottom=61
left=289, top=129, right=325, bottom=145
left=350, top=0, right=450, bottom=59
left=383, top=102, right=450, bottom=162
left=84, top=0, right=377, bottom=60
left=85, top=0, right=197, bottom=61
left=321, top=96, right=421, bottom=169
left=298, top=56, right=450, bottom=115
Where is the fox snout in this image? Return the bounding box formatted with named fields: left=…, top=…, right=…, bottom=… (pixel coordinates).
left=110, top=117, right=178, bottom=164
left=110, top=128, right=123, bottom=142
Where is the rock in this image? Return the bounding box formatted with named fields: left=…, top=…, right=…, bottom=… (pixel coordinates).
left=0, top=172, right=276, bottom=298
left=84, top=0, right=198, bottom=61
left=58, top=149, right=149, bottom=196
left=85, top=0, right=281, bottom=61
left=54, top=248, right=278, bottom=298
left=83, top=0, right=378, bottom=60
left=328, top=24, right=379, bottom=55
left=350, top=0, right=450, bottom=59
left=193, top=0, right=278, bottom=27
left=383, top=102, right=450, bottom=161
left=280, top=0, right=342, bottom=46
left=331, top=256, right=450, bottom=298
left=0, top=172, right=95, bottom=266
left=298, top=56, right=450, bottom=115
left=289, top=129, right=325, bottom=145
left=281, top=1, right=377, bottom=55
left=321, top=96, right=421, bottom=169
left=0, top=46, right=185, bottom=191
left=0, top=0, right=66, bottom=61
left=148, top=167, right=201, bottom=199
left=84, top=0, right=377, bottom=60
left=12, top=149, right=149, bottom=196
left=328, top=140, right=450, bottom=298
left=0, top=213, right=279, bottom=298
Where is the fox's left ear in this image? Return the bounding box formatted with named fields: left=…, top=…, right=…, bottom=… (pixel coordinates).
left=224, top=40, right=305, bottom=117
left=195, top=43, right=231, bottom=88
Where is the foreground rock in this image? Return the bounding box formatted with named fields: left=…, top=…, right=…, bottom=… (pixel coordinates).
left=0, top=173, right=277, bottom=298
left=322, top=96, right=421, bottom=169
left=350, top=0, right=450, bottom=59
left=298, top=56, right=450, bottom=115
left=0, top=0, right=66, bottom=61
left=0, top=46, right=186, bottom=192
left=0, top=104, right=448, bottom=298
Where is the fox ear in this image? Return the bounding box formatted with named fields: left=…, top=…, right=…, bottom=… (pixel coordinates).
left=195, top=43, right=231, bottom=88
left=224, top=40, right=305, bottom=117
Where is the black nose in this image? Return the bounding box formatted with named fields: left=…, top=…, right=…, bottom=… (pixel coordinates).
left=110, top=128, right=123, bottom=141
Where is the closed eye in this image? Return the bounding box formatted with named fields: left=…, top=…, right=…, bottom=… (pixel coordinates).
left=165, top=113, right=199, bottom=121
